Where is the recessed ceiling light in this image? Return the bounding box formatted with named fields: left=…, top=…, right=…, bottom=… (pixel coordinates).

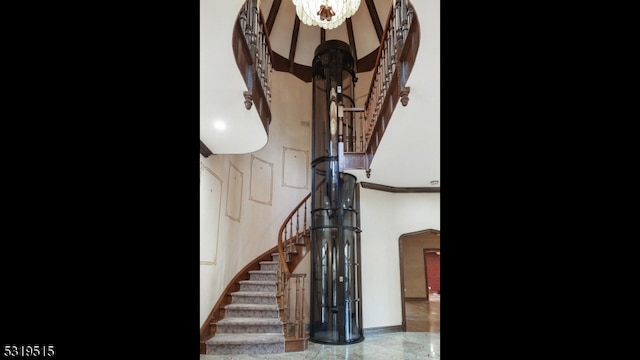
left=214, top=120, right=226, bottom=130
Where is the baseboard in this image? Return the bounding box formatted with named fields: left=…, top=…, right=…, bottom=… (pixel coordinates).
left=297, top=324, right=403, bottom=336
left=363, top=325, right=403, bottom=335
left=405, top=297, right=428, bottom=301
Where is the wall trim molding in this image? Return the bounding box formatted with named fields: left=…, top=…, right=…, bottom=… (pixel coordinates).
left=363, top=325, right=404, bottom=335
left=360, top=182, right=440, bottom=193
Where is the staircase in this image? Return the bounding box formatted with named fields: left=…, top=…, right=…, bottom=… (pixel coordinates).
left=201, top=194, right=312, bottom=355
left=205, top=255, right=285, bottom=355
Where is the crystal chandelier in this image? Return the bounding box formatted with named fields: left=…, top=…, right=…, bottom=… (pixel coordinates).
left=292, top=0, right=361, bottom=30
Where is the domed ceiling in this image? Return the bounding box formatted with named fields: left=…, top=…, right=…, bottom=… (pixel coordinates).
left=260, top=0, right=391, bottom=83
left=202, top=0, right=440, bottom=188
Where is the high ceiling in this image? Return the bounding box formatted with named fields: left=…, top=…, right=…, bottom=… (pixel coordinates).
left=200, top=0, right=439, bottom=189
left=262, top=0, right=391, bottom=110
left=264, top=0, right=387, bottom=81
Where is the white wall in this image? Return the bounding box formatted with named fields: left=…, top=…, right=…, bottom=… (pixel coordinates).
left=359, top=188, right=440, bottom=328
left=200, top=0, right=268, bottom=153
left=200, top=0, right=440, bottom=331
left=200, top=70, right=313, bottom=327
left=200, top=94, right=441, bottom=332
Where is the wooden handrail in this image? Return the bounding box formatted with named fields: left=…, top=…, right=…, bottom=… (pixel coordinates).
left=362, top=0, right=419, bottom=162
left=199, top=245, right=278, bottom=345
left=203, top=0, right=422, bottom=352
left=277, top=193, right=311, bottom=277
left=276, top=193, right=311, bottom=347
left=232, top=0, right=272, bottom=134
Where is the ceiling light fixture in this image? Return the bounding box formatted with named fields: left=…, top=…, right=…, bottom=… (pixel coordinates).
left=292, top=0, right=361, bottom=30
left=214, top=120, right=226, bottom=130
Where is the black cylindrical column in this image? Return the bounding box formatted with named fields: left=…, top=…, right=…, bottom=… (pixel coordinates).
left=309, top=40, right=364, bottom=345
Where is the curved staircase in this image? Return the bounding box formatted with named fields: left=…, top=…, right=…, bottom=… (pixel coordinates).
left=200, top=194, right=312, bottom=355
left=199, top=0, right=420, bottom=351
left=204, top=255, right=285, bottom=355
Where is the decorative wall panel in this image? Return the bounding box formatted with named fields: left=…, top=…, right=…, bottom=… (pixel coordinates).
left=249, top=155, right=273, bottom=205
left=282, top=146, right=309, bottom=189
left=225, top=162, right=243, bottom=222
left=200, top=163, right=222, bottom=264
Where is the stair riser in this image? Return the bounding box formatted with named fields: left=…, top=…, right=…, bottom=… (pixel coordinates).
left=205, top=254, right=291, bottom=356
left=231, top=295, right=277, bottom=305
left=239, top=284, right=277, bottom=292
left=249, top=273, right=277, bottom=281
left=259, top=264, right=278, bottom=271
left=224, top=309, right=279, bottom=318
left=216, top=324, right=284, bottom=334
left=207, top=342, right=285, bottom=355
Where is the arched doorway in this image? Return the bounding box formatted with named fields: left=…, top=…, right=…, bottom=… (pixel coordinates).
left=399, top=229, right=440, bottom=332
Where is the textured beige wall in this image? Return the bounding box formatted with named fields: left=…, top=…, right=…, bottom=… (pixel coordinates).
left=199, top=70, right=313, bottom=327
left=401, top=230, right=440, bottom=299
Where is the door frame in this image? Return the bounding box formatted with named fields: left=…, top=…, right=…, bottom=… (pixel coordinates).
left=398, top=229, right=440, bottom=332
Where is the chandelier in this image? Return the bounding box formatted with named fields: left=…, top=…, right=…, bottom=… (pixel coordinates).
left=292, top=0, right=361, bottom=30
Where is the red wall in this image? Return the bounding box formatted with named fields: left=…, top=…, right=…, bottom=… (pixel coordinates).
left=425, top=251, right=440, bottom=294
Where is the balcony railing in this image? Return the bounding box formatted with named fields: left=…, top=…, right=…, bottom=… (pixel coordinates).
left=233, top=0, right=273, bottom=134
left=362, top=0, right=417, bottom=165
left=337, top=0, right=418, bottom=174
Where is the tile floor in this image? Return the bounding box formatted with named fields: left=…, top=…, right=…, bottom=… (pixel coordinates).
left=199, top=331, right=440, bottom=359
left=202, top=297, right=440, bottom=359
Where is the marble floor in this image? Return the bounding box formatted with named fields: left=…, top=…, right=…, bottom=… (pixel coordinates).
left=199, top=331, right=440, bottom=359
left=201, top=297, right=440, bottom=359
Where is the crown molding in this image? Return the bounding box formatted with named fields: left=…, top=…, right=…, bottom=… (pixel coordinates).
left=360, top=182, right=440, bottom=193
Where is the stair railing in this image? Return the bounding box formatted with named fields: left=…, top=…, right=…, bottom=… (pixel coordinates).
left=277, top=193, right=311, bottom=341
left=234, top=0, right=272, bottom=133
left=287, top=273, right=306, bottom=339
left=363, top=0, right=418, bottom=161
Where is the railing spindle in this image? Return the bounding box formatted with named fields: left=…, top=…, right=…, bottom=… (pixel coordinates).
left=363, top=0, right=414, bottom=152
